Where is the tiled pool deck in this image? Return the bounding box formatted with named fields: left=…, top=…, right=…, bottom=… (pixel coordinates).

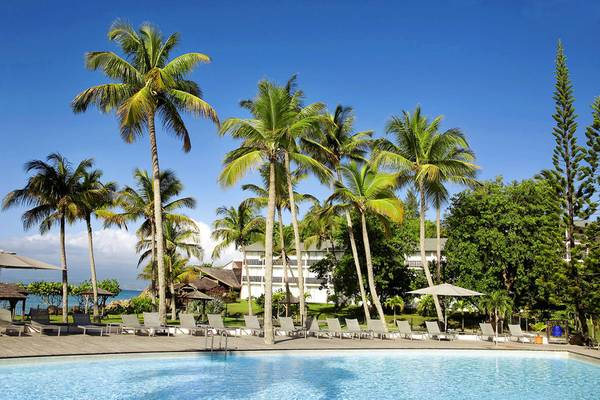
left=1, top=333, right=599, bottom=361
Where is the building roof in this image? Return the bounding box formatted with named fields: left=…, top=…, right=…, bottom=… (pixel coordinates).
left=200, top=267, right=241, bottom=289
left=181, top=290, right=214, bottom=301
left=0, top=283, right=27, bottom=300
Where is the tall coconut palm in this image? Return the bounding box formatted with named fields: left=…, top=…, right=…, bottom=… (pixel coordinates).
left=239, top=77, right=328, bottom=324
left=211, top=203, right=264, bottom=315
left=75, top=169, right=117, bottom=321
left=376, top=106, right=478, bottom=322
left=72, top=21, right=218, bottom=323
left=102, top=168, right=195, bottom=303
left=302, top=105, right=373, bottom=319
left=3, top=154, right=91, bottom=322
left=328, top=162, right=404, bottom=323
left=138, top=220, right=202, bottom=319
left=219, top=80, right=290, bottom=344
left=301, top=200, right=340, bottom=255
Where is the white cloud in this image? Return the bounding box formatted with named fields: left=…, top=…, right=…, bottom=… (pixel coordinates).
left=0, top=219, right=241, bottom=289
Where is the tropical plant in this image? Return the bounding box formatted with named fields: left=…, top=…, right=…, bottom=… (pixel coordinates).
left=3, top=154, right=92, bottom=322
left=479, top=290, right=513, bottom=337
left=384, top=295, right=405, bottom=323
left=301, top=200, right=341, bottom=254
left=74, top=168, right=117, bottom=320
left=303, top=104, right=373, bottom=320
left=328, top=162, right=404, bottom=324
left=103, top=169, right=195, bottom=304
left=25, top=281, right=64, bottom=308
left=72, top=20, right=218, bottom=323
left=211, top=202, right=263, bottom=315
left=219, top=79, right=322, bottom=343
left=416, top=295, right=435, bottom=317
left=376, top=106, right=478, bottom=321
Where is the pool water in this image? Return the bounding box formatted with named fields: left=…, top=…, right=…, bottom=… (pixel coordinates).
left=1, top=350, right=598, bottom=399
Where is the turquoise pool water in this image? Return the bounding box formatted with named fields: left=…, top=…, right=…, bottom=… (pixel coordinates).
left=1, top=350, right=598, bottom=399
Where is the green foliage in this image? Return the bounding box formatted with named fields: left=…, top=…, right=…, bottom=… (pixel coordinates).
left=531, top=322, right=547, bottom=333
left=332, top=213, right=418, bottom=302
left=98, top=279, right=121, bottom=296
left=205, top=298, right=225, bottom=315
left=129, top=295, right=154, bottom=314
left=417, top=295, right=436, bottom=317
left=444, top=178, right=564, bottom=313
left=26, top=281, right=63, bottom=307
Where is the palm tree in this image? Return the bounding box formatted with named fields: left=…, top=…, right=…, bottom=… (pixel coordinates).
left=138, top=220, right=202, bottom=319
left=219, top=80, right=290, bottom=344
left=102, top=169, right=195, bottom=303
left=72, top=21, right=218, bottom=323
left=75, top=168, right=117, bottom=321
left=451, top=299, right=475, bottom=331
left=211, top=203, right=264, bottom=315
left=376, top=106, right=478, bottom=322
left=384, top=295, right=405, bottom=323
left=3, top=154, right=91, bottom=322
left=479, top=291, right=513, bottom=338
left=328, top=162, right=404, bottom=323
left=302, top=105, right=373, bottom=320
left=301, top=200, right=340, bottom=255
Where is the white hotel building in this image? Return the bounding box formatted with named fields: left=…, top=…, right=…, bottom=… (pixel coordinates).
left=224, top=242, right=343, bottom=304
left=223, top=239, right=446, bottom=303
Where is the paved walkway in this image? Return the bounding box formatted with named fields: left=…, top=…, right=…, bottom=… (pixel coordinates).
left=1, top=333, right=599, bottom=361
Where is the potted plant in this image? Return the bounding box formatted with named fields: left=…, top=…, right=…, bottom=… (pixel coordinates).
left=531, top=322, right=547, bottom=344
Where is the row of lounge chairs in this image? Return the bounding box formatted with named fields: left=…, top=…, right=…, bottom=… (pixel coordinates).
left=0, top=308, right=540, bottom=344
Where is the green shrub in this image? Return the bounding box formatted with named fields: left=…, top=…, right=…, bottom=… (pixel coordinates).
left=130, top=296, right=154, bottom=314
left=205, top=299, right=225, bottom=315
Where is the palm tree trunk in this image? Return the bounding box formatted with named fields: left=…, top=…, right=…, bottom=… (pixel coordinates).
left=150, top=221, right=157, bottom=306
left=59, top=216, right=69, bottom=323
left=263, top=160, right=277, bottom=344
left=169, top=259, right=176, bottom=320
left=419, top=184, right=443, bottom=322
left=148, top=109, right=167, bottom=324
left=243, top=247, right=253, bottom=316
left=283, top=152, right=306, bottom=324
left=436, top=206, right=442, bottom=284
left=85, top=215, right=99, bottom=321
left=360, top=212, right=386, bottom=325
left=337, top=170, right=370, bottom=320
left=278, top=207, right=291, bottom=317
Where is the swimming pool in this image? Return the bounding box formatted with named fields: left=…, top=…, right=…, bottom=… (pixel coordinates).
left=1, top=350, right=598, bottom=399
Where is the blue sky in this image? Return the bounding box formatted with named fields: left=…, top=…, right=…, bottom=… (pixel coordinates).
left=1, top=1, right=599, bottom=287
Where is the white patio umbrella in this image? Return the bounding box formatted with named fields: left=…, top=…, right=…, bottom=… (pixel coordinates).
left=408, top=283, right=483, bottom=297
left=0, top=250, right=63, bottom=270
left=408, top=283, right=483, bottom=331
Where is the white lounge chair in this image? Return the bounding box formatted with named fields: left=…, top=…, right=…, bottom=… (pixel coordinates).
left=173, top=313, right=206, bottom=335
left=120, top=314, right=149, bottom=335
left=326, top=318, right=347, bottom=339
left=142, top=312, right=171, bottom=336
left=73, top=313, right=107, bottom=336
left=345, top=318, right=369, bottom=339
left=425, top=321, right=456, bottom=341
left=367, top=319, right=393, bottom=339
left=508, top=324, right=535, bottom=343
left=0, top=309, right=25, bottom=336
left=396, top=320, right=421, bottom=340
left=307, top=318, right=330, bottom=339
left=478, top=322, right=497, bottom=342
left=30, top=309, right=63, bottom=336
left=277, top=317, right=306, bottom=338
left=243, top=315, right=263, bottom=336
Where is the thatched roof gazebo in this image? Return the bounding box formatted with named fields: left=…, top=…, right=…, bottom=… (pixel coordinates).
left=79, top=287, right=115, bottom=314
left=0, top=283, right=28, bottom=319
